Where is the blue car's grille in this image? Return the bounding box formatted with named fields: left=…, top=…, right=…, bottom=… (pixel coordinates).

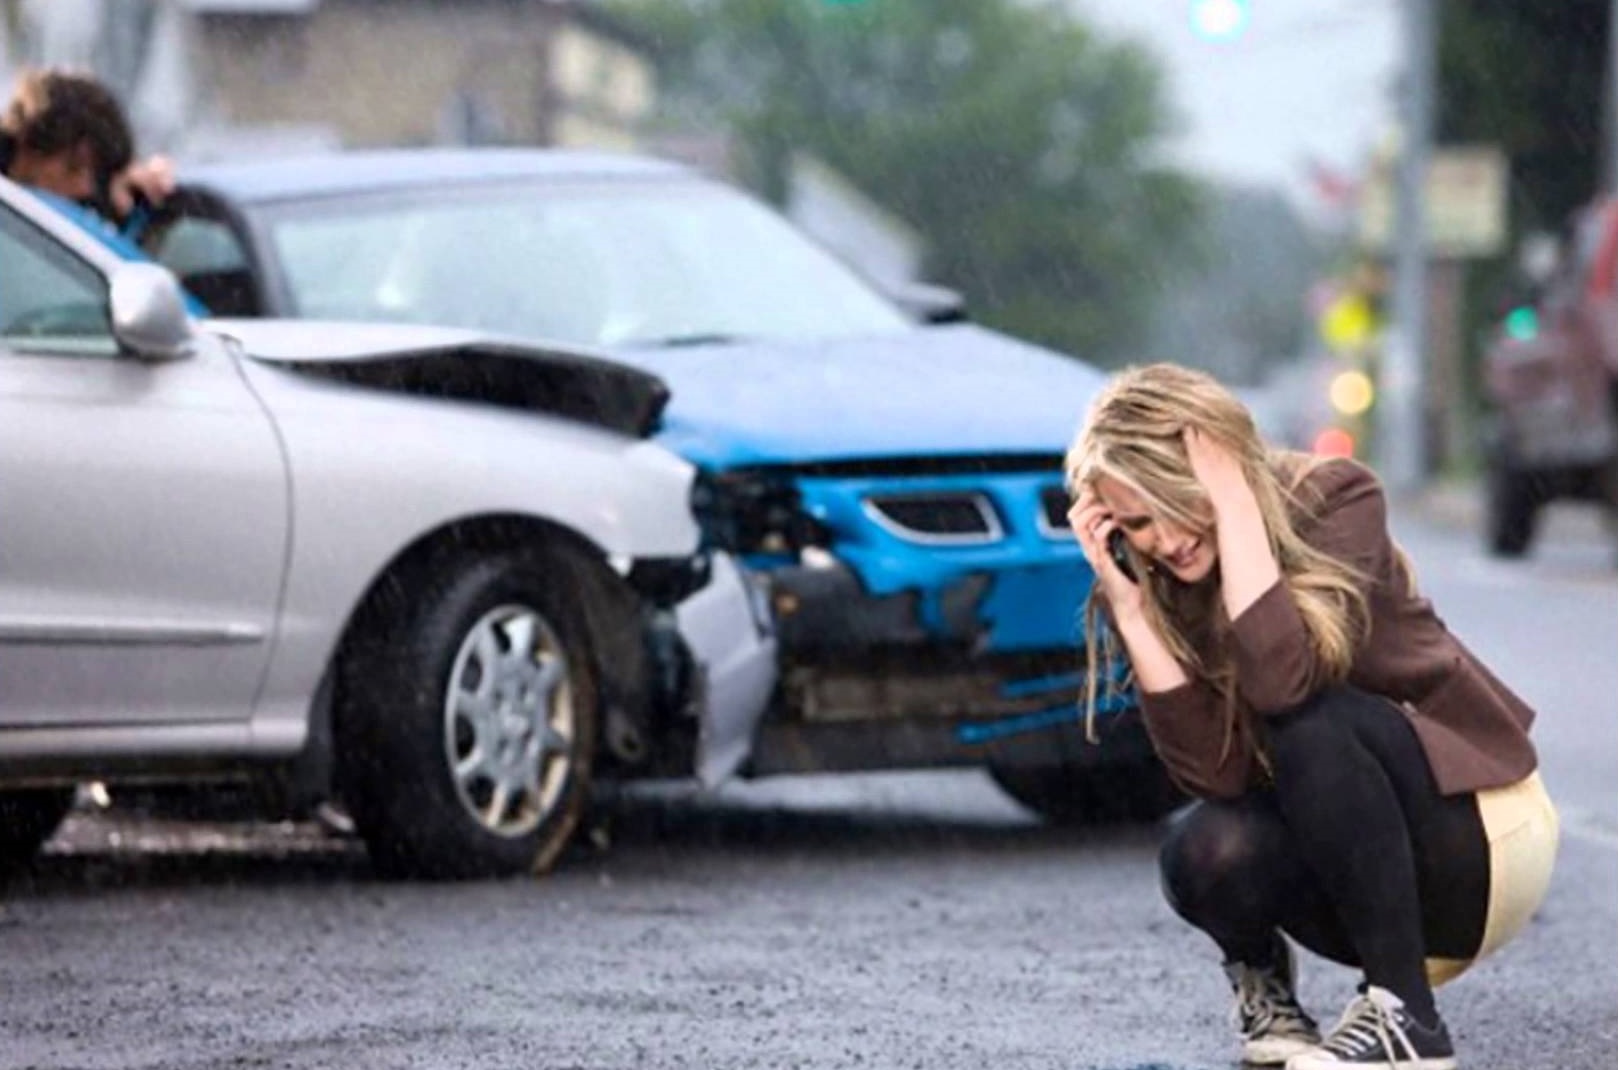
left=863, top=492, right=1002, bottom=544
left=1038, top=485, right=1071, bottom=537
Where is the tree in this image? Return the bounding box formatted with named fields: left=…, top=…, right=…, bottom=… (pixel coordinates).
left=612, top=0, right=1204, bottom=362
left=1145, top=184, right=1325, bottom=386
left=1435, top=0, right=1609, bottom=463
left=1437, top=0, right=1608, bottom=236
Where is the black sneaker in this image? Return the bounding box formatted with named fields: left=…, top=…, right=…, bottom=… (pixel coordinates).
left=1287, top=985, right=1457, bottom=1070
left=1224, top=936, right=1321, bottom=1065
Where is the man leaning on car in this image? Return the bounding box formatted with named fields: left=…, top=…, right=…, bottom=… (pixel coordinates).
left=1, top=66, right=176, bottom=246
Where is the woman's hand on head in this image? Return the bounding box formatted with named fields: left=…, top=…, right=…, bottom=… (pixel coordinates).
left=1067, top=487, right=1144, bottom=618
left=1183, top=426, right=1252, bottom=516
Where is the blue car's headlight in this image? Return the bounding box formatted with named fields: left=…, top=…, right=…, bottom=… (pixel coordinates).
left=690, top=468, right=830, bottom=555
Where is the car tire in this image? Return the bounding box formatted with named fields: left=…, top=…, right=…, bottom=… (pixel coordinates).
left=989, top=760, right=1184, bottom=826
left=1485, top=449, right=1539, bottom=558
left=1605, top=456, right=1618, bottom=565
left=335, top=545, right=600, bottom=880
left=0, top=787, right=74, bottom=871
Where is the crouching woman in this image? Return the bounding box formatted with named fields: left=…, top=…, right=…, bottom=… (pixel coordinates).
left=1064, top=363, right=1559, bottom=1070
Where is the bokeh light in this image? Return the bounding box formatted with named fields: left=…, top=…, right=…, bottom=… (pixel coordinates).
left=1329, top=369, right=1376, bottom=416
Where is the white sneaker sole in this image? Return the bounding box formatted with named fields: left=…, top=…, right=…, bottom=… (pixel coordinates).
left=1243, top=1034, right=1322, bottom=1066
left=1286, top=1052, right=1457, bottom=1070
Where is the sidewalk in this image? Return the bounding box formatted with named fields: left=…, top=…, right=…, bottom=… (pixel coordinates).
left=1394, top=474, right=1615, bottom=549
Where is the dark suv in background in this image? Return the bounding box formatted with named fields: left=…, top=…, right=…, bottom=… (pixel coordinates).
left=1481, top=196, right=1618, bottom=558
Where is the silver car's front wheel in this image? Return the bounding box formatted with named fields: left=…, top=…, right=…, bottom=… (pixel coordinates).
left=336, top=545, right=599, bottom=880
left=444, top=605, right=576, bottom=839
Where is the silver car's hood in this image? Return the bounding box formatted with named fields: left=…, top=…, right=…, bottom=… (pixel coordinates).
left=203, top=318, right=670, bottom=439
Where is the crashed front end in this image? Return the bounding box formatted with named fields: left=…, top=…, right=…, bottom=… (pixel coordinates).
left=691, top=454, right=1149, bottom=780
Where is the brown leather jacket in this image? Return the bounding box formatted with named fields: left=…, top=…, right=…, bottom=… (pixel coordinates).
left=1136, top=457, right=1538, bottom=800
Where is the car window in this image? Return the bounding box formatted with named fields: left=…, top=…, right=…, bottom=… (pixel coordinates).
left=0, top=204, right=117, bottom=358
left=150, top=216, right=250, bottom=277
left=261, top=180, right=912, bottom=348
left=146, top=214, right=259, bottom=316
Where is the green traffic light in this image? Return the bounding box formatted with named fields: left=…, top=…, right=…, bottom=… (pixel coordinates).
left=1505, top=306, right=1538, bottom=341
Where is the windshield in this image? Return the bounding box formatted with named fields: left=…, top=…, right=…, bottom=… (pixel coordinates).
left=261, top=179, right=912, bottom=348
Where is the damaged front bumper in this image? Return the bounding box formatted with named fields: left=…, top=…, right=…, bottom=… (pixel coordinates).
left=678, top=464, right=1142, bottom=784
left=740, top=557, right=1143, bottom=778
left=669, top=552, right=778, bottom=786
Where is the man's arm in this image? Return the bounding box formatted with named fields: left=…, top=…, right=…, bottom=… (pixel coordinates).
left=106, top=154, right=175, bottom=241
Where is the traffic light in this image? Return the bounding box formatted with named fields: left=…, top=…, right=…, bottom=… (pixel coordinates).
left=1320, top=292, right=1376, bottom=353
left=1504, top=306, right=1539, bottom=341
left=1190, top=0, right=1252, bottom=42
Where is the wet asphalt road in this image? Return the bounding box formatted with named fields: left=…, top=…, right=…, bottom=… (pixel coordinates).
left=0, top=500, right=1613, bottom=1070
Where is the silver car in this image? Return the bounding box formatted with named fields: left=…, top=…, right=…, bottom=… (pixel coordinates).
left=0, top=176, right=776, bottom=878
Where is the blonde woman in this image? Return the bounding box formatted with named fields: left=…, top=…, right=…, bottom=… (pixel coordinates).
left=1065, top=364, right=1558, bottom=1070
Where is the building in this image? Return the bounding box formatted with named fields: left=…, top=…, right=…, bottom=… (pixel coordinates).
left=1, top=0, right=658, bottom=159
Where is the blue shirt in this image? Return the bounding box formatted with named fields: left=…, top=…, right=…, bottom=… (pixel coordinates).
left=26, top=188, right=211, bottom=317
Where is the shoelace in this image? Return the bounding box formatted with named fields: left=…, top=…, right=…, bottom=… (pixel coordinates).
left=1233, top=969, right=1315, bottom=1039
left=1320, top=990, right=1420, bottom=1065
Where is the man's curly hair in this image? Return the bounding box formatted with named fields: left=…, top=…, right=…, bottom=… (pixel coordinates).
left=2, top=67, right=134, bottom=178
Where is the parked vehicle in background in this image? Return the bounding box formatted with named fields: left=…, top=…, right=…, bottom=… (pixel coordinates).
left=1481, top=196, right=1618, bottom=557
left=0, top=174, right=775, bottom=879
left=141, top=148, right=1181, bottom=824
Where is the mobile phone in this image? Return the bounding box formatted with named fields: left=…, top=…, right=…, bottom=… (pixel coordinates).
left=1106, top=528, right=1137, bottom=583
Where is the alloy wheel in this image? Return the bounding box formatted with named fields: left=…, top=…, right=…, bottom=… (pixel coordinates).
left=442, top=604, right=576, bottom=838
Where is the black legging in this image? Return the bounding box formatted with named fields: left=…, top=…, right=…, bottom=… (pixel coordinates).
left=1158, top=685, right=1489, bottom=1027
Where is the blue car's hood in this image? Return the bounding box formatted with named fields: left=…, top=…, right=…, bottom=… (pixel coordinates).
left=607, top=324, right=1106, bottom=468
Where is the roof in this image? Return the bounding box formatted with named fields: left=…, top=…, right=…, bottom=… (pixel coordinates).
left=180, top=147, right=695, bottom=204
left=183, top=1, right=658, bottom=54
left=180, top=0, right=319, bottom=11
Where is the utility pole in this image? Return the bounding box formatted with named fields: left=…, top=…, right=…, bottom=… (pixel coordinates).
left=1379, top=0, right=1436, bottom=492
left=1607, top=0, right=1618, bottom=191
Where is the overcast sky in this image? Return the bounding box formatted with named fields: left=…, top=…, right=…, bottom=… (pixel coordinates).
left=1072, top=1, right=1401, bottom=203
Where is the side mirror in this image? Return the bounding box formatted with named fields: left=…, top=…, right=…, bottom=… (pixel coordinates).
left=889, top=281, right=968, bottom=325
left=110, top=261, right=195, bottom=362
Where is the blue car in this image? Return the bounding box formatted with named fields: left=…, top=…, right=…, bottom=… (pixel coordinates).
left=142, top=148, right=1178, bottom=822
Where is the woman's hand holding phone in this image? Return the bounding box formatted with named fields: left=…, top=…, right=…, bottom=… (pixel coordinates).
left=1068, top=487, right=1144, bottom=617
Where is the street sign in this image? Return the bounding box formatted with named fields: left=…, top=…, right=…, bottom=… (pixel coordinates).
left=1360, top=145, right=1508, bottom=259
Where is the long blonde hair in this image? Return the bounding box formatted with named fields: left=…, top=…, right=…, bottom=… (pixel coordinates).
left=1065, top=363, right=1370, bottom=760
